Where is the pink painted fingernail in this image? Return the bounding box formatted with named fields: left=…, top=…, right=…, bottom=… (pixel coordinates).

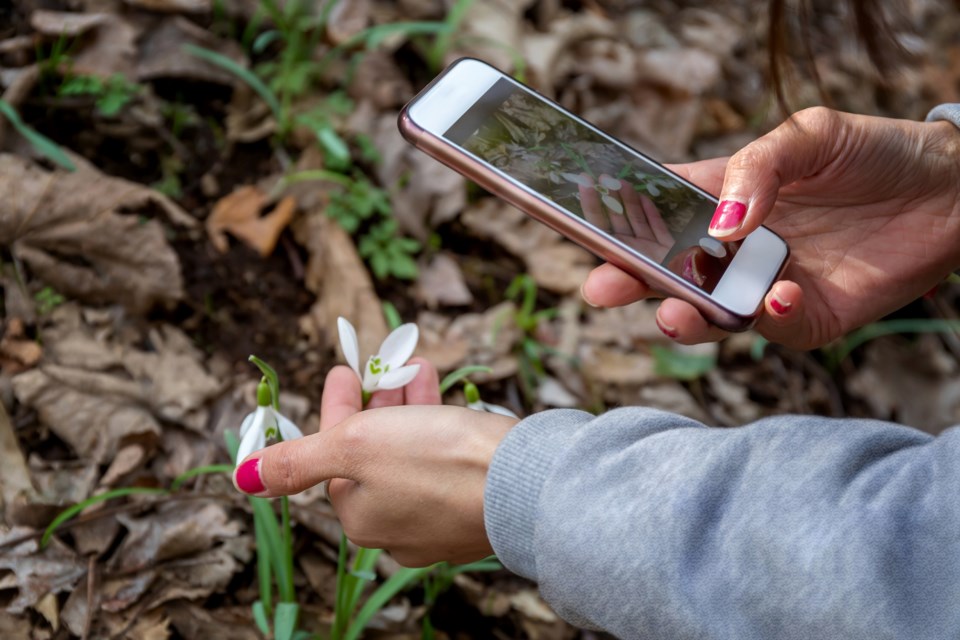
left=235, top=458, right=265, bottom=495
left=656, top=315, right=679, bottom=339
left=709, top=200, right=747, bottom=236
left=769, top=293, right=791, bottom=316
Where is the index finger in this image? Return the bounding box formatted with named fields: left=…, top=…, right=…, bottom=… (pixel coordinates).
left=320, top=365, right=363, bottom=432
left=664, top=157, right=728, bottom=196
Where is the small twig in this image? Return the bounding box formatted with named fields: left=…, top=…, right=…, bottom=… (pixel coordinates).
left=82, top=554, right=98, bottom=640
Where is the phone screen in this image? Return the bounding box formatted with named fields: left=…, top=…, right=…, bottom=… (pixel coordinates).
left=443, top=78, right=736, bottom=293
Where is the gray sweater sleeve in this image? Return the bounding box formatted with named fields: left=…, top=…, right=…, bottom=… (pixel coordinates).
left=927, top=103, right=960, bottom=128
left=484, top=407, right=960, bottom=639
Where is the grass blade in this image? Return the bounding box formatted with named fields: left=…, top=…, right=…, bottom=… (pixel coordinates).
left=0, top=99, right=75, bottom=171
left=183, top=45, right=281, bottom=121
left=41, top=487, right=167, bottom=548
left=170, top=464, right=234, bottom=491
left=439, top=366, right=493, bottom=394
left=344, top=567, right=432, bottom=640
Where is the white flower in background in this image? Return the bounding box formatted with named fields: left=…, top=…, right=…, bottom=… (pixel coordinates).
left=236, top=380, right=304, bottom=464
left=562, top=172, right=624, bottom=214
left=464, top=382, right=519, bottom=418
left=338, top=317, right=420, bottom=399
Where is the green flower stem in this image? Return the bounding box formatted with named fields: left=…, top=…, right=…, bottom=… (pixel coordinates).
left=280, top=495, right=295, bottom=603
left=254, top=513, right=274, bottom=617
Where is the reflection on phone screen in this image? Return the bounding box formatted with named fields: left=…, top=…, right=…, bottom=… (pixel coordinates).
left=443, top=78, right=736, bottom=293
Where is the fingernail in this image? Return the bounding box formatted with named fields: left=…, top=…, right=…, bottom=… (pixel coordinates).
left=709, top=200, right=747, bottom=236
left=235, top=458, right=265, bottom=495
left=580, top=283, right=598, bottom=308
left=769, top=293, right=791, bottom=316
left=655, top=315, right=679, bottom=339
left=681, top=252, right=705, bottom=286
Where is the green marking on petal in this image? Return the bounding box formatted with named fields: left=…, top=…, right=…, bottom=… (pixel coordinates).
left=369, top=357, right=383, bottom=375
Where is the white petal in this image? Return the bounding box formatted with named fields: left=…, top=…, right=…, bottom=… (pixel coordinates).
left=377, top=323, right=419, bottom=370
left=602, top=194, right=624, bottom=214
left=467, top=400, right=485, bottom=412
left=337, top=317, right=362, bottom=379
left=599, top=174, right=621, bottom=190
left=239, top=411, right=256, bottom=438
left=236, top=427, right=266, bottom=466
left=241, top=406, right=268, bottom=439
left=560, top=172, right=593, bottom=187
left=376, top=364, right=420, bottom=390
left=277, top=413, right=304, bottom=441
left=482, top=402, right=520, bottom=419
left=647, top=183, right=661, bottom=197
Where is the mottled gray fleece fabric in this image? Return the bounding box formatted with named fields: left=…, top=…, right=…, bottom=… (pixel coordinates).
left=484, top=408, right=960, bottom=639
left=927, top=103, right=960, bottom=128
left=483, top=104, right=960, bottom=640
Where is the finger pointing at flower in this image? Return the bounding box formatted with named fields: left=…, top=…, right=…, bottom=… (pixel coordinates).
left=233, top=393, right=517, bottom=565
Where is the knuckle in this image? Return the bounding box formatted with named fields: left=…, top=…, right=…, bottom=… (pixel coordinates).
left=791, top=106, right=841, bottom=137
left=727, top=143, right=767, bottom=174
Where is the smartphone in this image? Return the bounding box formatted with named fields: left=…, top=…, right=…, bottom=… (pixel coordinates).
left=398, top=58, right=789, bottom=331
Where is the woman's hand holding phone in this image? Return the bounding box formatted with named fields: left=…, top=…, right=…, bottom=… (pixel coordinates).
left=582, top=107, right=960, bottom=350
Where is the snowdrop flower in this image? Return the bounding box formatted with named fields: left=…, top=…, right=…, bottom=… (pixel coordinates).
left=338, top=317, right=420, bottom=401
left=464, top=382, right=519, bottom=418
left=562, top=172, right=624, bottom=214
left=236, top=380, right=304, bottom=465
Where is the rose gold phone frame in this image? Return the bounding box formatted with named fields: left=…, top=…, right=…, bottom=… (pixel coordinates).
left=398, top=60, right=789, bottom=332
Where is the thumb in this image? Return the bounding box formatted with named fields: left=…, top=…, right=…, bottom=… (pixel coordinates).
left=233, top=427, right=361, bottom=497
left=708, top=106, right=843, bottom=241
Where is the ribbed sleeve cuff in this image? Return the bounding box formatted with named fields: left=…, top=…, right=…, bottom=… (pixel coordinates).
left=483, top=408, right=593, bottom=582
left=926, top=103, right=960, bottom=129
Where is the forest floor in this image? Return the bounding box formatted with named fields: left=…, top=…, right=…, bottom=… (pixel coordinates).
left=1, top=0, right=960, bottom=638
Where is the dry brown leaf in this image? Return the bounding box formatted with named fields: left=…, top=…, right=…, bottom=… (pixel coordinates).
left=0, top=318, right=41, bottom=375
left=451, top=0, right=528, bottom=72
left=113, top=502, right=241, bottom=573
left=347, top=51, right=413, bottom=109
left=13, top=367, right=162, bottom=464
left=0, top=529, right=87, bottom=614
left=846, top=335, right=960, bottom=435
left=522, top=11, right=616, bottom=90
left=0, top=611, right=34, bottom=638
left=294, top=210, right=388, bottom=360
left=461, top=199, right=594, bottom=294
left=206, top=186, right=296, bottom=256
left=100, top=444, right=147, bottom=486
left=138, top=17, right=246, bottom=85
left=0, top=154, right=194, bottom=313
left=32, top=11, right=142, bottom=79
left=415, top=303, right=520, bottom=379
left=124, top=0, right=210, bottom=13
left=0, top=402, right=39, bottom=524
left=166, top=601, right=260, bottom=640
left=12, top=306, right=221, bottom=463
left=580, top=344, right=657, bottom=386
left=326, top=0, right=370, bottom=45
left=29, top=10, right=108, bottom=36
left=414, top=253, right=473, bottom=309
left=371, top=112, right=465, bottom=238
left=636, top=47, right=722, bottom=95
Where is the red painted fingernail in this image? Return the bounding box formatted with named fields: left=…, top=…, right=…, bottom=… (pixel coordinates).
left=235, top=458, right=265, bottom=495
left=769, top=293, right=791, bottom=316
left=656, top=316, right=679, bottom=339
left=709, top=200, right=747, bottom=235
